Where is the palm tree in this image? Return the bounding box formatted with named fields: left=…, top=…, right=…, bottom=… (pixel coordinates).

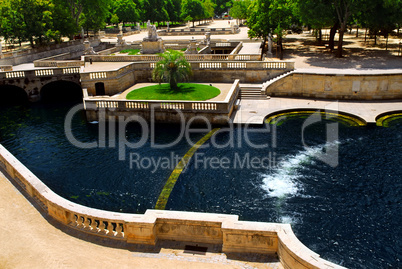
left=152, top=49, right=192, bottom=90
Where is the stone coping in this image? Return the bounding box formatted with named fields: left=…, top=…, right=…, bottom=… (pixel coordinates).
left=0, top=140, right=346, bottom=269
left=294, top=68, right=402, bottom=75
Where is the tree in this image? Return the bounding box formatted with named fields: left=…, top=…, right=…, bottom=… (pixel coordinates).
left=110, top=14, right=120, bottom=26
left=248, top=0, right=292, bottom=59
left=114, top=0, right=139, bottom=27
left=213, top=0, right=231, bottom=16
left=181, top=0, right=205, bottom=27
left=80, top=0, right=110, bottom=34
left=359, top=0, right=402, bottom=48
left=152, top=50, right=193, bottom=90
left=141, top=0, right=169, bottom=24
left=165, top=0, right=182, bottom=23
left=57, top=0, right=111, bottom=32
left=230, top=0, right=251, bottom=24
left=293, top=0, right=336, bottom=44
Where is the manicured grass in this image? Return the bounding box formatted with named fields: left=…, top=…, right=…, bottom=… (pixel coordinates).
left=119, top=49, right=140, bottom=55
left=126, top=83, right=221, bottom=101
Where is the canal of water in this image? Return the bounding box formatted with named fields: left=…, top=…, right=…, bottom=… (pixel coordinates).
left=0, top=101, right=401, bottom=269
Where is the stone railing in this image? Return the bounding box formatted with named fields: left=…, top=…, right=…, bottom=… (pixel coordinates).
left=33, top=52, right=83, bottom=67
left=81, top=60, right=293, bottom=83
left=0, top=142, right=345, bottom=269
left=83, top=54, right=262, bottom=62
left=158, top=27, right=239, bottom=36
left=85, top=79, right=241, bottom=114
left=0, top=67, right=80, bottom=79
left=230, top=42, right=243, bottom=55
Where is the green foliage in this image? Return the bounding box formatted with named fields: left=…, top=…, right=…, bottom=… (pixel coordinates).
left=126, top=83, right=220, bottom=100
left=110, top=14, right=119, bottom=25
left=213, top=0, right=232, bottom=15
left=152, top=49, right=193, bottom=90
left=230, top=0, right=251, bottom=20
left=80, top=0, right=110, bottom=33
left=293, top=0, right=335, bottom=29
left=181, top=0, right=205, bottom=27
left=140, top=0, right=169, bottom=23
left=247, top=0, right=292, bottom=39
left=113, top=0, right=139, bottom=26
left=119, top=48, right=141, bottom=54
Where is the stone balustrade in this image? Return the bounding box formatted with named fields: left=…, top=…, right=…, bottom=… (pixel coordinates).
left=157, top=28, right=238, bottom=36
left=0, top=68, right=81, bottom=80
left=83, top=80, right=241, bottom=124
left=0, top=141, right=345, bottom=269
left=84, top=54, right=262, bottom=62
left=85, top=80, right=240, bottom=115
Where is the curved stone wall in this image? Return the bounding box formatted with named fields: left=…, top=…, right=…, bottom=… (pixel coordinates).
left=265, top=70, right=402, bottom=100
left=0, top=144, right=345, bottom=269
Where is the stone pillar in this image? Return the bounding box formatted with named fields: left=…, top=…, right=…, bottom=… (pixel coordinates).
left=137, top=22, right=141, bottom=31
left=167, top=22, right=170, bottom=32
left=0, top=41, right=2, bottom=59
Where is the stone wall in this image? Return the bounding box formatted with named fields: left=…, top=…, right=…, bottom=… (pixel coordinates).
left=0, top=143, right=345, bottom=269
left=266, top=71, right=402, bottom=100
left=0, top=37, right=101, bottom=66
left=81, top=61, right=293, bottom=96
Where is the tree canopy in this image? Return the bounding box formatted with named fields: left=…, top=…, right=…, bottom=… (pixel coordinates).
left=152, top=49, right=193, bottom=90
left=0, top=0, right=401, bottom=57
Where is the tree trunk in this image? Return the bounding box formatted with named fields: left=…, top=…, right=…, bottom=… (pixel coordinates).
left=364, top=28, right=367, bottom=42
left=170, top=79, right=177, bottom=90
left=318, top=29, right=322, bottom=43
left=329, top=22, right=339, bottom=51
left=356, top=25, right=359, bottom=37
left=260, top=36, right=267, bottom=60
left=385, top=33, right=388, bottom=50
left=336, top=24, right=346, bottom=58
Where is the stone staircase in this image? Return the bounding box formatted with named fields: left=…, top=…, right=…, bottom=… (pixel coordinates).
left=238, top=84, right=268, bottom=100
left=238, top=71, right=294, bottom=100
left=261, top=70, right=294, bottom=93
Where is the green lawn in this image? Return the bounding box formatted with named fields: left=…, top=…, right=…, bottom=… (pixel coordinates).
left=119, top=49, right=141, bottom=55
left=126, top=83, right=221, bottom=101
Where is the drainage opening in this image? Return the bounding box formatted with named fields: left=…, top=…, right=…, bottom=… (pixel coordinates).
left=184, top=245, right=208, bottom=255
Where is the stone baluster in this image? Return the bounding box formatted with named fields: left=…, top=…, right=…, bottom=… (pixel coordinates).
left=90, top=218, right=98, bottom=231
left=77, top=215, right=84, bottom=228
left=70, top=214, right=78, bottom=226
left=83, top=217, right=91, bottom=230
left=107, top=222, right=115, bottom=236
left=99, top=221, right=107, bottom=234
left=116, top=223, right=123, bottom=237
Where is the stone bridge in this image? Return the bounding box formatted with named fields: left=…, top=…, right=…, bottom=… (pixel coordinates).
left=0, top=67, right=81, bottom=102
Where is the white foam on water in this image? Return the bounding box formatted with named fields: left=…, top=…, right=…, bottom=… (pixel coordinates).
left=261, top=142, right=339, bottom=198
left=280, top=215, right=298, bottom=224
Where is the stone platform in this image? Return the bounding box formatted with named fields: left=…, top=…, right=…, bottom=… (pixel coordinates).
left=233, top=97, right=402, bottom=125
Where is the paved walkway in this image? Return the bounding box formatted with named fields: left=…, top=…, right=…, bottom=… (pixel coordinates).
left=102, top=20, right=253, bottom=44
left=238, top=43, right=261, bottom=55
left=233, top=97, right=402, bottom=124
left=0, top=169, right=282, bottom=269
